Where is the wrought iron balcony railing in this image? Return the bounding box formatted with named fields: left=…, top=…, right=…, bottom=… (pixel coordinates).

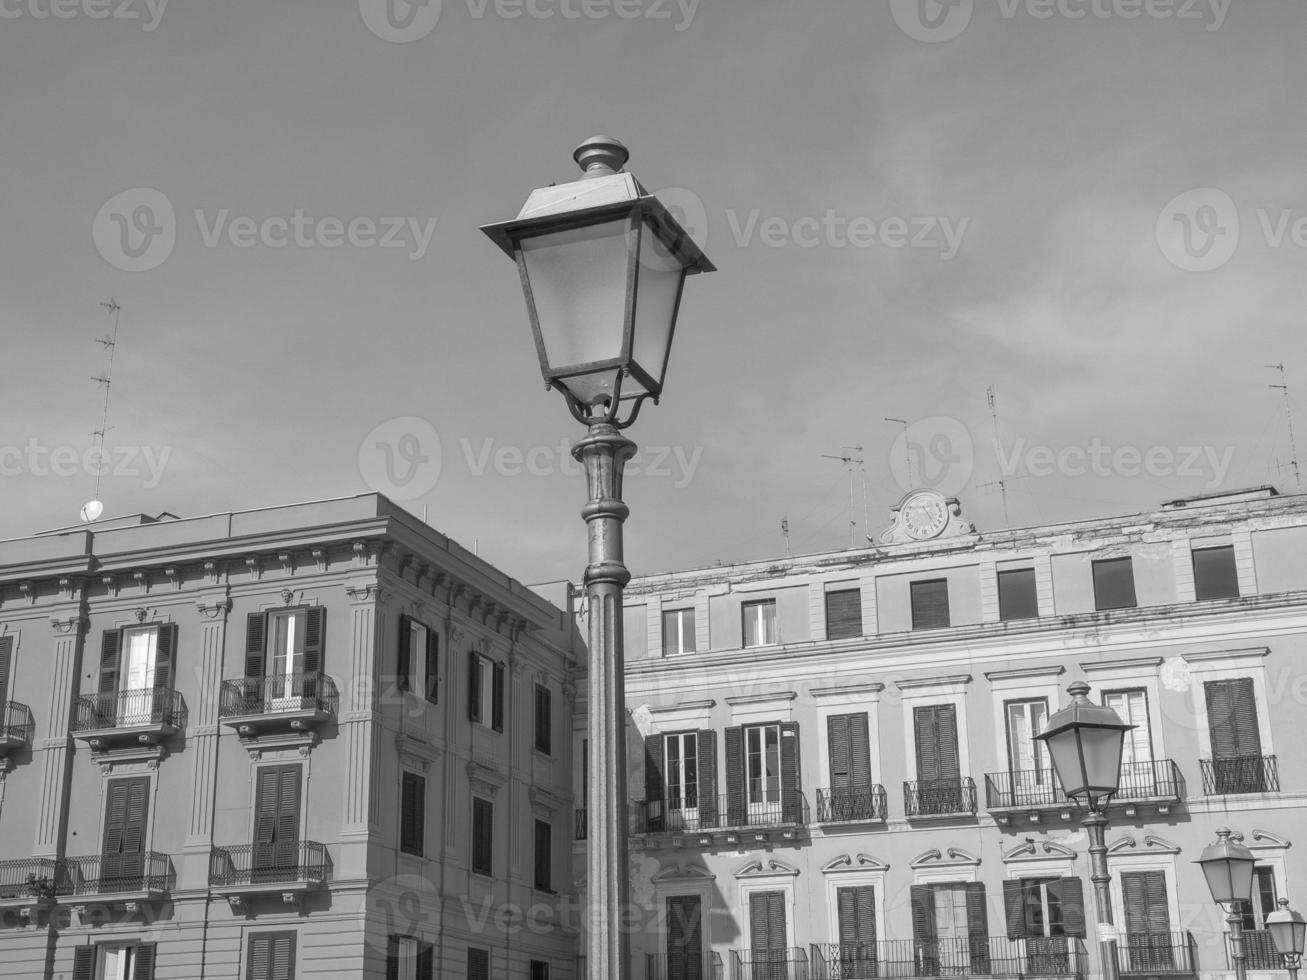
left=574, top=808, right=588, bottom=841
left=646, top=951, right=725, bottom=980
left=208, top=841, right=328, bottom=887
left=985, top=760, right=1184, bottom=810
left=58, top=852, right=174, bottom=896
left=70, top=688, right=183, bottom=733
left=1240, top=929, right=1284, bottom=970
left=218, top=672, right=339, bottom=718
left=903, top=778, right=977, bottom=818
left=816, top=785, right=888, bottom=823
left=0, top=701, right=35, bottom=744
left=731, top=946, right=810, bottom=980
left=810, top=937, right=1089, bottom=979
left=1115, top=932, right=1197, bottom=976
left=0, top=858, right=60, bottom=902
left=632, top=793, right=809, bottom=835
left=1199, top=755, right=1279, bottom=795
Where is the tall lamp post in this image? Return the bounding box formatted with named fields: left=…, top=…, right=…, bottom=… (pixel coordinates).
left=1196, top=827, right=1257, bottom=980
left=482, top=136, right=715, bottom=980
left=1035, top=681, right=1135, bottom=980
left=1266, top=898, right=1306, bottom=980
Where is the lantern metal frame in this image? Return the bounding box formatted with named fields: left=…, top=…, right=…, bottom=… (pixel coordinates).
left=1267, top=898, right=1305, bottom=980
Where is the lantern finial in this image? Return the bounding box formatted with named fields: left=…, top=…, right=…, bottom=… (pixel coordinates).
left=574, top=136, right=630, bottom=178
left=1066, top=680, right=1092, bottom=702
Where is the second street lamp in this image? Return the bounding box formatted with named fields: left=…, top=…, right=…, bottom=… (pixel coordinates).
left=482, top=136, right=714, bottom=980
left=1267, top=898, right=1306, bottom=980
left=1197, top=827, right=1258, bottom=980
left=1035, top=681, right=1135, bottom=980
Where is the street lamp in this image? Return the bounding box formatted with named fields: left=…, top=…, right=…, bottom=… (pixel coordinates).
left=1036, top=681, right=1135, bottom=980
left=1267, top=898, right=1306, bottom=980
left=1196, top=827, right=1257, bottom=980
left=482, top=136, right=714, bottom=980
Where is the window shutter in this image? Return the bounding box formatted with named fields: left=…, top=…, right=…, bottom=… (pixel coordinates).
left=134, top=943, right=157, bottom=980
left=1122, top=871, right=1171, bottom=936
left=911, top=580, right=950, bottom=629
left=99, top=629, right=121, bottom=694
left=645, top=734, right=666, bottom=803
left=401, top=773, right=424, bottom=855
left=424, top=629, right=439, bottom=702
left=472, top=798, right=492, bottom=874
left=123, top=779, right=148, bottom=863
left=749, top=891, right=786, bottom=952
left=277, top=766, right=301, bottom=866
left=966, top=882, right=991, bottom=973
left=910, top=885, right=938, bottom=942
left=697, top=729, right=718, bottom=827
left=825, top=589, right=863, bottom=640
left=0, top=635, right=13, bottom=703
left=534, top=819, right=551, bottom=891
left=468, top=652, right=481, bottom=722
left=102, top=780, right=129, bottom=853
left=725, top=726, right=745, bottom=824
left=1003, top=879, right=1028, bottom=939
left=397, top=616, right=412, bottom=692
left=491, top=661, right=505, bottom=732
left=254, top=767, right=279, bottom=849
left=385, top=937, right=400, bottom=980
left=1053, top=877, right=1086, bottom=938
left=838, top=886, right=876, bottom=945
left=271, top=933, right=296, bottom=980
left=780, top=721, right=801, bottom=822
left=153, top=623, right=176, bottom=690
left=72, top=946, right=95, bottom=980
left=418, top=942, right=434, bottom=980
left=468, top=948, right=490, bottom=980
left=303, top=607, right=325, bottom=674
left=245, top=612, right=266, bottom=678
left=828, top=715, right=851, bottom=788
left=535, top=685, right=552, bottom=754
left=1205, top=678, right=1261, bottom=759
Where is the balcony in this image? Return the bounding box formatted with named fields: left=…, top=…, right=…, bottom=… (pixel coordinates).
left=811, top=937, right=1089, bottom=979
left=70, top=688, right=184, bottom=755
left=1199, top=755, right=1279, bottom=795
left=903, top=778, right=977, bottom=819
left=218, top=673, right=338, bottom=742
left=731, top=947, right=810, bottom=980
left=0, top=858, right=60, bottom=921
left=816, top=785, right=888, bottom=824
left=1241, top=929, right=1284, bottom=970
left=631, top=794, right=809, bottom=848
left=985, top=761, right=1184, bottom=823
left=1114, top=932, right=1197, bottom=976
left=53, top=851, right=174, bottom=922
left=0, top=701, right=34, bottom=770
left=647, top=951, right=725, bottom=980
left=208, top=841, right=328, bottom=912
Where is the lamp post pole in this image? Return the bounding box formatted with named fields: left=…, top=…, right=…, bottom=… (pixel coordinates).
left=1227, top=905, right=1249, bottom=980
left=1084, top=809, right=1121, bottom=980
left=575, top=422, right=636, bottom=980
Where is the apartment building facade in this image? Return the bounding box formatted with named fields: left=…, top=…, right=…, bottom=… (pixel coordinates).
left=0, top=494, right=584, bottom=980
left=591, top=486, right=1307, bottom=980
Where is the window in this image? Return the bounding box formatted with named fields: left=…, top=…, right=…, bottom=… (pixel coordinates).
left=387, top=936, right=434, bottom=980
left=1002, top=877, right=1086, bottom=938
left=662, top=608, right=697, bottom=656
left=1237, top=866, right=1278, bottom=932
left=245, top=932, right=296, bottom=980
left=530, top=962, right=550, bottom=980
left=1092, top=558, right=1137, bottom=611
left=0, top=634, right=12, bottom=705
left=911, top=884, right=991, bottom=974
left=1204, top=678, right=1267, bottom=792
left=749, top=891, right=788, bottom=969
left=742, top=600, right=777, bottom=647
left=910, top=580, right=950, bottom=630
left=397, top=616, right=438, bottom=702
left=997, top=568, right=1038, bottom=621
left=664, top=732, right=699, bottom=809
left=913, top=704, right=962, bottom=814
left=467, top=947, right=490, bottom=980
left=533, top=819, right=552, bottom=891
left=825, top=588, right=863, bottom=640
left=1193, top=545, right=1239, bottom=600
left=1120, top=870, right=1174, bottom=972
left=1004, top=699, right=1050, bottom=804
left=400, top=772, right=425, bottom=856
left=644, top=730, right=717, bottom=831
left=836, top=885, right=877, bottom=976
left=101, top=777, right=150, bottom=891
left=253, top=764, right=302, bottom=880
left=1103, top=689, right=1153, bottom=768
left=471, top=797, right=493, bottom=875
left=72, top=943, right=157, bottom=980
left=746, top=724, right=781, bottom=807
left=467, top=653, right=504, bottom=731
left=667, top=895, right=704, bottom=976
left=826, top=712, right=872, bottom=819
left=97, top=624, right=177, bottom=726
left=244, top=608, right=325, bottom=709
left=725, top=723, right=799, bottom=824
left=534, top=683, right=552, bottom=754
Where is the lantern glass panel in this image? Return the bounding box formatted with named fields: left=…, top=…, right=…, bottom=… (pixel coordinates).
left=628, top=223, right=686, bottom=396
left=1081, top=726, right=1126, bottom=792
left=1045, top=731, right=1088, bottom=797
left=519, top=219, right=630, bottom=378
left=1200, top=855, right=1255, bottom=904
left=1267, top=913, right=1306, bottom=957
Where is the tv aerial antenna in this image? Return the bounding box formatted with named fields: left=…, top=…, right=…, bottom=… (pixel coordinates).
left=82, top=299, right=123, bottom=523
left=822, top=445, right=867, bottom=549
left=1267, top=364, right=1302, bottom=492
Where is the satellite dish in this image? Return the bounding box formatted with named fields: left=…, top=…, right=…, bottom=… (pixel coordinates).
left=80, top=500, right=104, bottom=523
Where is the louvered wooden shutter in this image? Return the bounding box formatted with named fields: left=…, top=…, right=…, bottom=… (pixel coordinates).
left=424, top=629, right=439, bottom=702
left=386, top=937, right=400, bottom=980
left=276, top=766, right=301, bottom=866
left=303, top=607, right=325, bottom=674
left=911, top=885, right=938, bottom=942
left=153, top=623, right=177, bottom=691
left=1052, top=877, right=1086, bottom=938
left=1003, top=879, right=1028, bottom=939
left=397, top=616, right=412, bottom=692
left=829, top=714, right=851, bottom=787
left=911, top=580, right=950, bottom=629
left=966, top=883, right=991, bottom=972
left=122, top=779, right=148, bottom=879
left=72, top=947, right=95, bottom=980
left=645, top=733, right=665, bottom=830
left=1122, top=871, right=1170, bottom=936
left=417, top=942, right=434, bottom=980
left=535, top=684, right=551, bottom=754
left=1205, top=678, right=1261, bottom=758
left=245, top=612, right=266, bottom=678
left=134, top=943, right=157, bottom=980
left=468, top=947, right=490, bottom=980
left=915, top=704, right=960, bottom=783
left=254, top=767, right=279, bottom=848
left=99, top=629, right=121, bottom=693
left=472, top=797, right=492, bottom=874
left=401, top=772, right=424, bottom=855
left=780, top=721, right=801, bottom=822
left=724, top=726, right=745, bottom=824
left=102, top=780, right=128, bottom=878
left=837, top=885, right=876, bottom=945
left=825, top=588, right=863, bottom=640
left=750, top=891, right=786, bottom=953
left=534, top=818, right=551, bottom=891
left=696, top=730, right=718, bottom=827
left=468, top=652, right=481, bottom=722
left=271, top=933, right=296, bottom=980
left=0, top=635, right=13, bottom=703
left=491, top=661, right=505, bottom=732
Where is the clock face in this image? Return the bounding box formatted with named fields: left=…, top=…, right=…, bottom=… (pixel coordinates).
left=900, top=491, right=950, bottom=540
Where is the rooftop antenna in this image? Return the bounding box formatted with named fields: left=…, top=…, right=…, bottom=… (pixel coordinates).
left=822, top=446, right=866, bottom=548
left=780, top=517, right=792, bottom=557
left=984, top=386, right=1011, bottom=525
left=82, top=300, right=123, bottom=523
left=1267, top=364, right=1302, bottom=492
left=885, top=418, right=911, bottom=490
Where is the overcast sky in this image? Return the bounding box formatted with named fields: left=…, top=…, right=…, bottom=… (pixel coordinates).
left=2, top=0, right=1306, bottom=584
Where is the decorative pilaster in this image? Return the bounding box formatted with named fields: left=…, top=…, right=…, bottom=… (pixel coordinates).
left=186, top=595, right=230, bottom=846
left=978, top=559, right=999, bottom=622
left=342, top=583, right=383, bottom=834
left=33, top=613, right=86, bottom=857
